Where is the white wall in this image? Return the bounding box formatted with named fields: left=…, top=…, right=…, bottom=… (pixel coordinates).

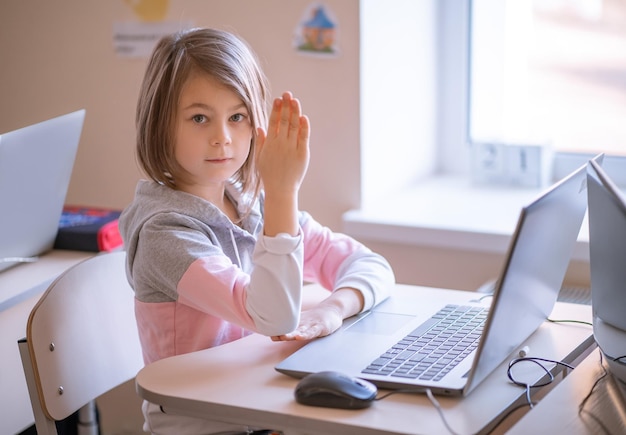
left=0, top=0, right=588, bottom=292
left=0, top=0, right=361, bottom=230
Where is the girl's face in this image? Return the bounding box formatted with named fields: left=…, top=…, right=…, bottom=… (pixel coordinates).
left=173, top=70, right=253, bottom=197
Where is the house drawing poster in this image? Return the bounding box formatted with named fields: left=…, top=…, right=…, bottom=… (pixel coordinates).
left=294, top=3, right=339, bottom=57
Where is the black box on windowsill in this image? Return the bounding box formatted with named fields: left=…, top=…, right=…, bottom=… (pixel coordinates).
left=54, top=206, right=123, bottom=252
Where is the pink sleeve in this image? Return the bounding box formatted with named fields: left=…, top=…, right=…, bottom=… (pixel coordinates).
left=301, top=213, right=394, bottom=310
left=176, top=231, right=304, bottom=336
left=176, top=256, right=258, bottom=331
left=301, top=214, right=369, bottom=288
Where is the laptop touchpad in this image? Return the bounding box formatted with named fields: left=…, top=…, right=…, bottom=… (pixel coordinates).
left=346, top=311, right=414, bottom=335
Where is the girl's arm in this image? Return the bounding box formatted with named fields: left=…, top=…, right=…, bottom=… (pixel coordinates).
left=271, top=287, right=364, bottom=341
left=256, top=92, right=310, bottom=237
left=272, top=215, right=395, bottom=342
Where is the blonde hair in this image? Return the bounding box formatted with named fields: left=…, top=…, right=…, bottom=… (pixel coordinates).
left=135, top=27, right=270, bottom=212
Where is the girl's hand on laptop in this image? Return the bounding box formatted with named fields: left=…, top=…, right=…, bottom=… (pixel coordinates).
left=271, top=287, right=365, bottom=341
left=271, top=305, right=343, bottom=341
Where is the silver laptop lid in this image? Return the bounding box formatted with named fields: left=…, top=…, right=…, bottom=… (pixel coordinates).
left=464, top=154, right=602, bottom=394
left=587, top=158, right=626, bottom=382
left=0, top=109, right=85, bottom=272
left=587, top=158, right=626, bottom=332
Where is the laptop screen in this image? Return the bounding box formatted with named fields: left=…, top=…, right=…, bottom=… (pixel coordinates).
left=587, top=159, right=626, bottom=332
left=0, top=109, right=85, bottom=272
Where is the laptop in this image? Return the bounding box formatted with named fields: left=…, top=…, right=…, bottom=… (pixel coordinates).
left=586, top=158, right=626, bottom=383
left=276, top=154, right=602, bottom=396
left=0, top=109, right=85, bottom=273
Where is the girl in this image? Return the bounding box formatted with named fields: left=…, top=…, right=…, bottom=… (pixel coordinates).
left=119, top=27, right=394, bottom=434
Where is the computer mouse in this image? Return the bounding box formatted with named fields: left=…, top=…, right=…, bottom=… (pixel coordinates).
left=294, top=371, right=378, bottom=409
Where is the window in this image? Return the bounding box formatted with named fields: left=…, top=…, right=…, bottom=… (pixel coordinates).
left=352, top=0, right=608, bottom=257
left=469, top=0, right=626, bottom=184
left=360, top=0, right=626, bottom=214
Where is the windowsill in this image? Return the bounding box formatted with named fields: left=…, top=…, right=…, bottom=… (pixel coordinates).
left=342, top=176, right=590, bottom=262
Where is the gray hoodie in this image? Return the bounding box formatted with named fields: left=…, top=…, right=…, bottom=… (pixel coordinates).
left=119, top=179, right=394, bottom=365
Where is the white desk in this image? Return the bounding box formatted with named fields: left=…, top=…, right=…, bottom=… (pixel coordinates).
left=508, top=347, right=626, bottom=434
left=0, top=250, right=92, bottom=434
left=136, top=284, right=595, bottom=435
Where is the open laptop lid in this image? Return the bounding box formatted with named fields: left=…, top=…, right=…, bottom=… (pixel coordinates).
left=587, top=157, right=626, bottom=382
left=463, top=154, right=602, bottom=394
left=587, top=158, right=626, bottom=332
left=0, top=109, right=85, bottom=272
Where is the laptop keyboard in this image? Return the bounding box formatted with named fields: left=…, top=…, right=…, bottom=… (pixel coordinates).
left=362, top=304, right=488, bottom=382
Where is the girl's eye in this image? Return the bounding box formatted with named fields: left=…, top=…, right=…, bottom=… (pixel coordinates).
left=192, top=114, right=206, bottom=124
left=230, top=113, right=246, bottom=122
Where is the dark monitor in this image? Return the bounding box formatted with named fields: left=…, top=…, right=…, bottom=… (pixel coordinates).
left=587, top=158, right=626, bottom=383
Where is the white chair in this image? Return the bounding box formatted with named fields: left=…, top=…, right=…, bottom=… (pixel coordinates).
left=18, top=250, right=143, bottom=435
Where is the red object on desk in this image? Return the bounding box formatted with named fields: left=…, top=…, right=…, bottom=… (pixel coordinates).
left=54, top=206, right=123, bottom=252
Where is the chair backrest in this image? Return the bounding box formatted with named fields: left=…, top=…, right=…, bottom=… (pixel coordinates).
left=19, top=250, right=143, bottom=432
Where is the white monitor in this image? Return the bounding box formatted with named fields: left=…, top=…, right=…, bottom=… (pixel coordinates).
left=0, top=110, right=84, bottom=272
left=587, top=158, right=626, bottom=383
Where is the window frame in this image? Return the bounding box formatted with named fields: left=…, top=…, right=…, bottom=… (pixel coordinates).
left=360, top=0, right=625, bottom=215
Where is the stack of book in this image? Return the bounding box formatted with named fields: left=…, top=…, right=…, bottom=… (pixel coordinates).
left=54, top=206, right=123, bottom=252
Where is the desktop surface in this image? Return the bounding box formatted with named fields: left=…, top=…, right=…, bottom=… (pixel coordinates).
left=0, top=250, right=92, bottom=312
left=136, top=284, right=594, bottom=435
left=508, top=347, right=626, bottom=434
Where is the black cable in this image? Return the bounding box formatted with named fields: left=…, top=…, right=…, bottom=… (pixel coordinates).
left=374, top=317, right=594, bottom=434
left=576, top=351, right=614, bottom=435
left=612, top=354, right=626, bottom=364
left=491, top=352, right=591, bottom=434
left=506, top=356, right=575, bottom=409
left=374, top=388, right=426, bottom=400
left=547, top=318, right=593, bottom=327
left=578, top=408, right=613, bottom=435
left=579, top=351, right=608, bottom=411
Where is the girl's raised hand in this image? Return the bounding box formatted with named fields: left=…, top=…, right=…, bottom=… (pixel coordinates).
left=256, top=92, right=310, bottom=197
left=256, top=92, right=310, bottom=236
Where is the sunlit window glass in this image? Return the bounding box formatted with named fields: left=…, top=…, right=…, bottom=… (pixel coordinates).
left=470, top=0, right=626, bottom=157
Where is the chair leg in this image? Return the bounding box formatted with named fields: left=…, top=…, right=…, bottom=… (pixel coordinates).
left=18, top=338, right=58, bottom=435
left=77, top=401, right=99, bottom=435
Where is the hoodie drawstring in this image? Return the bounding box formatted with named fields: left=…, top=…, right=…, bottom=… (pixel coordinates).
left=229, top=228, right=242, bottom=268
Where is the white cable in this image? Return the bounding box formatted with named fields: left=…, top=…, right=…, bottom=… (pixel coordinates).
left=425, top=388, right=462, bottom=435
